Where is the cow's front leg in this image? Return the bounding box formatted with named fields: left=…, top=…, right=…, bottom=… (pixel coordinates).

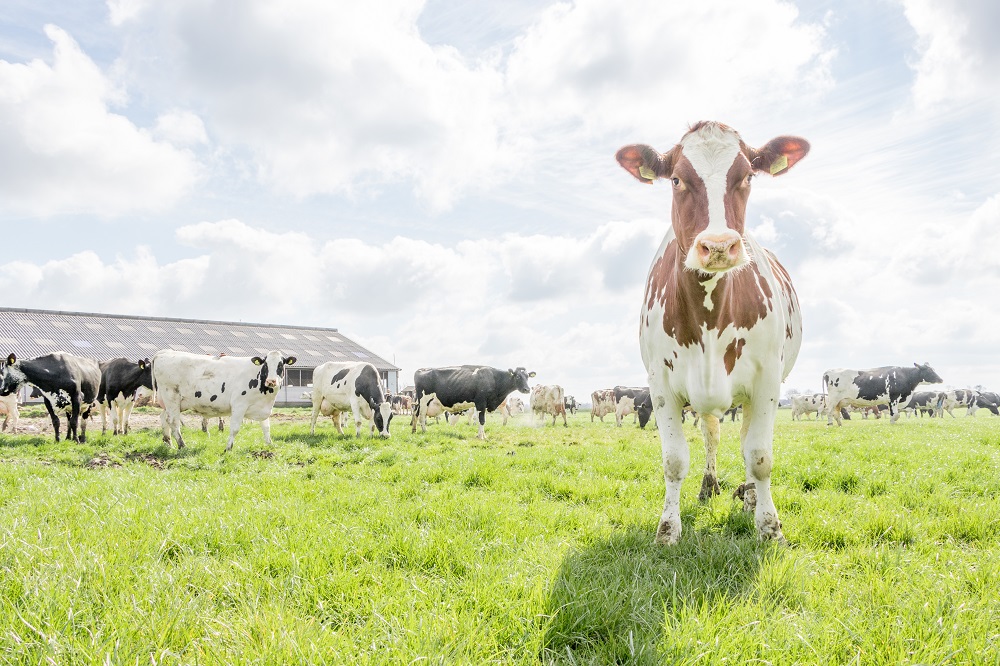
left=740, top=393, right=784, bottom=542
left=476, top=403, right=487, bottom=440
left=652, top=401, right=689, bottom=545
left=259, top=417, right=272, bottom=446
left=889, top=399, right=901, bottom=424
left=225, top=409, right=245, bottom=452
left=698, top=414, right=722, bottom=500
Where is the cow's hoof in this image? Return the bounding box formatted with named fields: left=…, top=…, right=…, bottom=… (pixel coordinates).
left=757, top=515, right=785, bottom=543
left=698, top=475, right=721, bottom=501
left=654, top=518, right=681, bottom=545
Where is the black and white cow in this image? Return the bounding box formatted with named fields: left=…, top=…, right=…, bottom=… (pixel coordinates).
left=564, top=395, right=577, bottom=415
left=972, top=391, right=1000, bottom=416
left=0, top=352, right=101, bottom=442
left=152, top=349, right=296, bottom=451
left=309, top=361, right=393, bottom=438
left=823, top=363, right=943, bottom=425
left=936, top=389, right=980, bottom=418
left=613, top=386, right=653, bottom=428
left=97, top=357, right=152, bottom=435
left=411, top=365, right=534, bottom=440
left=900, top=391, right=940, bottom=417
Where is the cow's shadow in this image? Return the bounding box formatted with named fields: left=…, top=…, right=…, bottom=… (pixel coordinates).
left=540, top=517, right=779, bottom=664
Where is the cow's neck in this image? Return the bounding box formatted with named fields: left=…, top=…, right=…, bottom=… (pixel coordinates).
left=645, top=240, right=770, bottom=348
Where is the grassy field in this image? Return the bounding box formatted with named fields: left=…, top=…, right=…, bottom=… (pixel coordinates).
left=2, top=407, right=1000, bottom=664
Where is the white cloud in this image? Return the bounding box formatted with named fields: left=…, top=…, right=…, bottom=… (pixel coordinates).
left=900, top=0, right=1000, bottom=109
left=0, top=25, right=200, bottom=216
left=153, top=109, right=208, bottom=146
left=110, top=0, right=832, bottom=211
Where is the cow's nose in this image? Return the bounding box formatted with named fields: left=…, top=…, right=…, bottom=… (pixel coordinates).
left=695, top=233, right=742, bottom=269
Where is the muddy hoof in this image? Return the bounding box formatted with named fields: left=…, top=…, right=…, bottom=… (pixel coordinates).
left=698, top=474, right=721, bottom=501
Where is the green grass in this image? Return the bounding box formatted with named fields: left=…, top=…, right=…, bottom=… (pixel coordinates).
left=2, top=410, right=1000, bottom=664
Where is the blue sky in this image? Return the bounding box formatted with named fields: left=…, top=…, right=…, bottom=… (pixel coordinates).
left=1, top=0, right=998, bottom=401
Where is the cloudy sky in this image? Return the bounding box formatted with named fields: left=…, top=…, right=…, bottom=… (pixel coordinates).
left=1, top=0, right=998, bottom=400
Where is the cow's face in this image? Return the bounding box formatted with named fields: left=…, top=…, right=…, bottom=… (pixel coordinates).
left=915, top=363, right=943, bottom=385
left=616, top=122, right=809, bottom=274
left=0, top=354, right=24, bottom=396
left=637, top=394, right=653, bottom=428
left=509, top=367, right=535, bottom=394
left=374, top=402, right=393, bottom=438
left=137, top=358, right=153, bottom=389
left=250, top=352, right=297, bottom=393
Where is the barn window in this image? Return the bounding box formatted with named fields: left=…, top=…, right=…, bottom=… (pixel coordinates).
left=0, top=337, right=15, bottom=345
left=326, top=335, right=341, bottom=342
left=105, top=341, right=125, bottom=349
left=52, top=321, right=70, bottom=328
left=171, top=345, right=189, bottom=351
left=138, top=343, right=157, bottom=351
left=230, top=331, right=247, bottom=338
left=204, top=329, right=221, bottom=336
left=34, top=338, right=56, bottom=346
left=228, top=347, right=245, bottom=354
left=176, top=327, right=194, bottom=334
left=148, top=326, right=165, bottom=333
left=301, top=334, right=319, bottom=341
left=281, top=334, right=296, bottom=340
left=284, top=368, right=314, bottom=387
left=16, top=319, right=36, bottom=327
left=256, top=332, right=273, bottom=339
left=199, top=345, right=218, bottom=353
left=85, top=323, right=104, bottom=330
left=353, top=352, right=368, bottom=359
left=117, top=324, right=135, bottom=331
left=71, top=340, right=93, bottom=348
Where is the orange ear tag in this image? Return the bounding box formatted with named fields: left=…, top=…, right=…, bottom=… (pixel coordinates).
left=769, top=154, right=788, bottom=175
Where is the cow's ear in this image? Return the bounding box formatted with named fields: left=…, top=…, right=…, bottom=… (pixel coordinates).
left=508, top=368, right=514, bottom=375
left=138, top=360, right=147, bottom=369
left=284, top=356, right=297, bottom=366
left=6, top=353, right=15, bottom=366
left=750, top=136, right=809, bottom=176
left=528, top=371, right=536, bottom=378
left=251, top=357, right=264, bottom=365
left=616, top=144, right=675, bottom=184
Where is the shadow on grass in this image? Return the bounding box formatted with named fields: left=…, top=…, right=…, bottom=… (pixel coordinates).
left=541, top=522, right=775, bottom=665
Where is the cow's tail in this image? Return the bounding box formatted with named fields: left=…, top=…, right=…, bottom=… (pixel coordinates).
left=822, top=373, right=828, bottom=395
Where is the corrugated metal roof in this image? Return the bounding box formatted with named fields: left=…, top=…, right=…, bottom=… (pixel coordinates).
left=0, top=307, right=397, bottom=371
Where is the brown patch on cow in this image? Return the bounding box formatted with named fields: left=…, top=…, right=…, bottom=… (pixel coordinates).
left=723, top=338, right=746, bottom=375
left=724, top=156, right=753, bottom=233
left=645, top=241, right=771, bottom=347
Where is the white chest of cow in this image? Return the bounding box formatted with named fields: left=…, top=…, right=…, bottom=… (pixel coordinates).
left=617, top=121, right=809, bottom=546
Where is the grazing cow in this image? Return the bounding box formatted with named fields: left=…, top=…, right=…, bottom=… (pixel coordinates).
left=618, top=121, right=809, bottom=544
left=498, top=395, right=525, bottom=424
left=971, top=391, right=1000, bottom=416
left=97, top=357, right=152, bottom=435
left=823, top=364, right=943, bottom=425
left=152, top=349, right=296, bottom=451
left=936, top=389, right=979, bottom=418
left=564, top=395, right=577, bottom=415
left=681, top=403, right=700, bottom=426
left=0, top=352, right=101, bottom=442
left=724, top=405, right=742, bottom=422
left=411, top=366, right=534, bottom=440
left=530, top=384, right=568, bottom=426
left=613, top=386, right=653, bottom=428
left=310, top=361, right=393, bottom=438
left=0, top=392, right=19, bottom=433
left=790, top=394, right=826, bottom=421
left=590, top=389, right=616, bottom=422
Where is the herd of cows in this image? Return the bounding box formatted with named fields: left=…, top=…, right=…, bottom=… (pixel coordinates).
left=1, top=122, right=995, bottom=549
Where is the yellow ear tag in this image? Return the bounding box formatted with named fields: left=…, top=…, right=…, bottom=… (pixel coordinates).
left=638, top=165, right=656, bottom=180
left=769, top=154, right=788, bottom=175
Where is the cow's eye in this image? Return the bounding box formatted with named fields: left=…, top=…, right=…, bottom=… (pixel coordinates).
left=671, top=177, right=681, bottom=188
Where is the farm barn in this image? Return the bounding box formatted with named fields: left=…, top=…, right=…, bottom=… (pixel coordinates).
left=0, top=307, right=398, bottom=407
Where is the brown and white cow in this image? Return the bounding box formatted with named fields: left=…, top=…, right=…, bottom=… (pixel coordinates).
left=617, top=121, right=808, bottom=544
left=530, top=384, right=568, bottom=427
left=590, top=389, right=616, bottom=422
